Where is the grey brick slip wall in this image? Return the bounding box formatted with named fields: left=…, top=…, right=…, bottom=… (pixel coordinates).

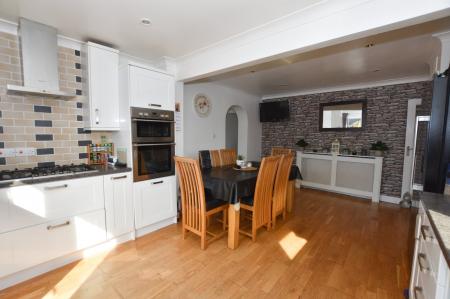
left=262, top=81, right=433, bottom=198
left=0, top=32, right=111, bottom=170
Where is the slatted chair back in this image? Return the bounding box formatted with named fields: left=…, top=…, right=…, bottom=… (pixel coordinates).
left=220, top=149, right=237, bottom=166
left=271, top=147, right=292, bottom=156
left=198, top=150, right=212, bottom=169
left=272, top=154, right=294, bottom=228
left=210, top=150, right=222, bottom=167
left=253, top=155, right=281, bottom=231
left=174, top=156, right=206, bottom=235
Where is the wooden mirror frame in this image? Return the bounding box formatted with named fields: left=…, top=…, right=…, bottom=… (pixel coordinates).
left=319, top=99, right=367, bottom=132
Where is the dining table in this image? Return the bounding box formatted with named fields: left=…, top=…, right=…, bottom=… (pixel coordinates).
left=202, top=163, right=302, bottom=249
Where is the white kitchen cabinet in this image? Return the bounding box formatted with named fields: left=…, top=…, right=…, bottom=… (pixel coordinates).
left=134, top=176, right=177, bottom=229
left=410, top=202, right=450, bottom=299
left=0, top=233, right=14, bottom=278
left=84, top=42, right=120, bottom=130
left=0, top=192, right=10, bottom=233
left=129, top=65, right=174, bottom=110
left=103, top=172, right=134, bottom=238
left=0, top=176, right=104, bottom=234
left=0, top=209, right=106, bottom=278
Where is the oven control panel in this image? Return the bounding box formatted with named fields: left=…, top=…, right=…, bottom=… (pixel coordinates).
left=131, top=107, right=174, bottom=121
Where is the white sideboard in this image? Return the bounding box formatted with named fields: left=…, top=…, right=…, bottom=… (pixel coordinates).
left=297, top=152, right=383, bottom=202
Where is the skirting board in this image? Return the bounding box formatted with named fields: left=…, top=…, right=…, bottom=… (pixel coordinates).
left=0, top=232, right=135, bottom=291
left=299, top=182, right=401, bottom=204
left=379, top=195, right=401, bottom=204
left=135, top=216, right=178, bottom=238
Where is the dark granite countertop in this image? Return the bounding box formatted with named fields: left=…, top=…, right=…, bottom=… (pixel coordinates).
left=0, top=165, right=132, bottom=189
left=418, top=192, right=450, bottom=268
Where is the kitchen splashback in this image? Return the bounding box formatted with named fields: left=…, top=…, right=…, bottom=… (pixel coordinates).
left=0, top=31, right=111, bottom=170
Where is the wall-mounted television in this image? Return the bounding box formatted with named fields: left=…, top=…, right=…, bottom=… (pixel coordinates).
left=259, top=100, right=290, bottom=122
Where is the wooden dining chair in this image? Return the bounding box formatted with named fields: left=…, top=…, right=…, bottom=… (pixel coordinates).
left=271, top=147, right=292, bottom=156
left=272, top=154, right=294, bottom=229
left=210, top=150, right=222, bottom=167
left=198, top=150, right=212, bottom=169
left=174, top=156, right=228, bottom=250
left=220, top=148, right=237, bottom=166
left=240, top=155, right=281, bottom=241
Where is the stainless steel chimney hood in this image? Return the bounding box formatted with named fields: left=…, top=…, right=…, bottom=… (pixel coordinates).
left=6, top=18, right=75, bottom=99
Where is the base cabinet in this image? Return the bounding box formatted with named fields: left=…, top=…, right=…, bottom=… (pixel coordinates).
left=104, top=173, right=134, bottom=238
left=1, top=210, right=106, bottom=278
left=134, top=176, right=177, bottom=229
left=410, top=202, right=450, bottom=298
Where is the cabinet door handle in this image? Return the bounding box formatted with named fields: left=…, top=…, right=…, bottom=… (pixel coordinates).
left=95, top=108, right=100, bottom=125
left=418, top=253, right=430, bottom=272
left=47, top=221, right=70, bottom=230
left=152, top=180, right=164, bottom=185
left=414, top=286, right=423, bottom=299
left=149, top=103, right=162, bottom=108
left=111, top=175, right=127, bottom=180
left=44, top=184, right=68, bottom=190
left=421, top=225, right=434, bottom=241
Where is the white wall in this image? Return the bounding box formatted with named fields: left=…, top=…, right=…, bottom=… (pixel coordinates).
left=183, top=82, right=261, bottom=161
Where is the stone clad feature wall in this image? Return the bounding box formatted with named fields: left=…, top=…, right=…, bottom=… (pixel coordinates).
left=0, top=31, right=110, bottom=170
left=262, top=81, right=433, bottom=198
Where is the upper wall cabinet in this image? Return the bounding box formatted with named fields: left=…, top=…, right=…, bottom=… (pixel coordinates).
left=129, top=65, right=175, bottom=110
left=83, top=42, right=120, bottom=131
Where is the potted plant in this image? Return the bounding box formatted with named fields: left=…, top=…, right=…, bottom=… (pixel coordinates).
left=370, top=141, right=388, bottom=157
left=296, top=139, right=309, bottom=152
left=236, top=155, right=245, bottom=166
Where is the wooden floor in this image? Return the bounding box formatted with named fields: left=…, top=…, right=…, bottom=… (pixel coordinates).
left=0, top=188, right=417, bottom=299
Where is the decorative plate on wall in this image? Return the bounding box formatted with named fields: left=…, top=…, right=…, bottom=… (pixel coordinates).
left=193, top=94, right=211, bottom=117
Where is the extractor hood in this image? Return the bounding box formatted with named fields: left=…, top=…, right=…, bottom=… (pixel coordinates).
left=7, top=18, right=75, bottom=99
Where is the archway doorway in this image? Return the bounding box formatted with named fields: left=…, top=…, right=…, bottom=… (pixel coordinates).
left=225, top=105, right=248, bottom=159
left=225, top=107, right=239, bottom=152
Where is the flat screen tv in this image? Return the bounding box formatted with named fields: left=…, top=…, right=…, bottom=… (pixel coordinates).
left=259, top=100, right=290, bottom=122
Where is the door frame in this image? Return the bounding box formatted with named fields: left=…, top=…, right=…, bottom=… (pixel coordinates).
left=401, top=98, right=422, bottom=198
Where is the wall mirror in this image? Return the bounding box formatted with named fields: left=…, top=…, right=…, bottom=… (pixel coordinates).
left=319, top=100, right=367, bottom=131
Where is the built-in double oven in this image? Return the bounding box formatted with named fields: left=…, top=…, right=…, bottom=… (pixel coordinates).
left=131, top=107, right=175, bottom=182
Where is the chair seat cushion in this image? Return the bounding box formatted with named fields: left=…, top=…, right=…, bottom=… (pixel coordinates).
left=240, top=196, right=254, bottom=206
left=205, top=188, right=227, bottom=211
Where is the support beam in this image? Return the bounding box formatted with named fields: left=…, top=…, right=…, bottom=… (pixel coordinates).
left=434, top=31, right=450, bottom=73
left=176, top=0, right=450, bottom=81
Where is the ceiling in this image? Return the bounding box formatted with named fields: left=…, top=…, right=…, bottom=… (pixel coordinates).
left=0, top=0, right=322, bottom=60
left=191, top=18, right=450, bottom=98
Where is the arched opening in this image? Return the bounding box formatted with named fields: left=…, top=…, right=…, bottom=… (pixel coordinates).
left=225, top=105, right=248, bottom=159
left=225, top=107, right=239, bottom=152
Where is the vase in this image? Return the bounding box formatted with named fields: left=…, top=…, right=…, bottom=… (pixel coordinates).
left=374, top=150, right=383, bottom=157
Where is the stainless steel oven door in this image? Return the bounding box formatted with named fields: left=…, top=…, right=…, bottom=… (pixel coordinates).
left=131, top=118, right=175, bottom=144
left=132, top=143, right=175, bottom=182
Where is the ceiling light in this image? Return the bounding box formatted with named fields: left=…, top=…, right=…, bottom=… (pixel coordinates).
left=140, top=18, right=151, bottom=26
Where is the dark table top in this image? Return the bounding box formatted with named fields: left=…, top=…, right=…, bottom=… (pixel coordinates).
left=202, top=166, right=258, bottom=204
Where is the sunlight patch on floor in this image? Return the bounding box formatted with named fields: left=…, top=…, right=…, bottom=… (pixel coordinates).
left=42, top=239, right=118, bottom=299
left=278, top=231, right=307, bottom=260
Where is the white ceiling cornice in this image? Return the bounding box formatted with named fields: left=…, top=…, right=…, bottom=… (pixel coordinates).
left=261, top=75, right=433, bottom=100
left=176, top=0, right=450, bottom=82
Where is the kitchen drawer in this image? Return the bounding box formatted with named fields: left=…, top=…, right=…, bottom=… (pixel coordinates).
left=1, top=176, right=104, bottom=233
left=10, top=209, right=106, bottom=275
left=0, top=233, right=14, bottom=278
left=416, top=263, right=437, bottom=299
